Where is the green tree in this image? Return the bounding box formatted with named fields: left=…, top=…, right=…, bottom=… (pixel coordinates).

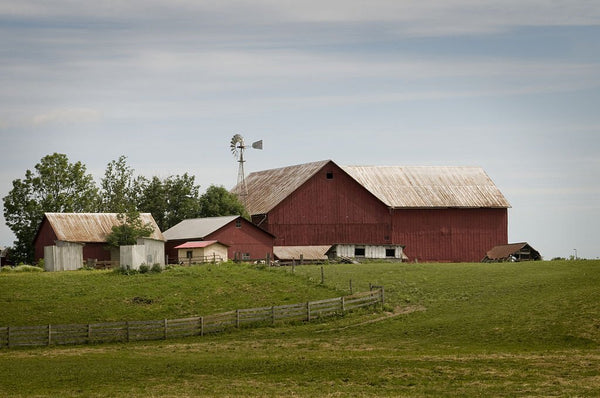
left=136, top=173, right=201, bottom=231
left=99, top=155, right=136, bottom=213
left=199, top=185, right=248, bottom=218
left=105, top=210, right=154, bottom=248
left=2, top=153, right=99, bottom=263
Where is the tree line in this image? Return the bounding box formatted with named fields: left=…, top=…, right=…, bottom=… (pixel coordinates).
left=3, top=153, right=246, bottom=263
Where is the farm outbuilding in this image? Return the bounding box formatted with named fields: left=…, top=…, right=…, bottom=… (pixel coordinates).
left=163, top=215, right=274, bottom=263
left=174, top=240, right=229, bottom=264
left=34, top=213, right=164, bottom=265
left=273, top=245, right=332, bottom=263
left=238, top=160, right=510, bottom=263
left=482, top=242, right=541, bottom=262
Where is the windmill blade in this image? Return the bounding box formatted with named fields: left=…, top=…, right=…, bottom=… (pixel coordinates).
left=251, top=140, right=263, bottom=150
left=230, top=134, right=244, bottom=157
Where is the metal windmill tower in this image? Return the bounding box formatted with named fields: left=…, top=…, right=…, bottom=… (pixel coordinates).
left=230, top=134, right=262, bottom=207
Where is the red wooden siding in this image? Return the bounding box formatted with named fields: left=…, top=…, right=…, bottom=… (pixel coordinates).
left=391, top=208, right=508, bottom=262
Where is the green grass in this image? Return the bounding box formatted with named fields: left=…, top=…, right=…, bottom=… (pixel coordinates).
left=1, top=260, right=599, bottom=397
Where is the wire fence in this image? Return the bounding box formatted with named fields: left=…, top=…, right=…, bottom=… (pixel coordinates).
left=0, top=288, right=384, bottom=349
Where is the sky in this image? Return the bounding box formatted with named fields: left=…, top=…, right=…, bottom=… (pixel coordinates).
left=1, top=1, right=599, bottom=260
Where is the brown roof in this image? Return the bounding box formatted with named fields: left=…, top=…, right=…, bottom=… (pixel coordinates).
left=485, top=242, right=539, bottom=260
left=238, top=160, right=510, bottom=215
left=44, top=213, right=164, bottom=242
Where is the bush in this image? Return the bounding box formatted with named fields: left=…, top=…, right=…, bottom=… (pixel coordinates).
left=139, top=264, right=150, bottom=274
left=151, top=263, right=163, bottom=273
left=114, top=265, right=138, bottom=275
left=1, top=266, right=14, bottom=273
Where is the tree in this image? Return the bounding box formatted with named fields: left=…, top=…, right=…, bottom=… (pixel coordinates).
left=198, top=185, right=248, bottom=218
left=99, top=155, right=136, bottom=213
left=105, top=210, right=154, bottom=248
left=136, top=173, right=201, bottom=231
left=2, top=153, right=99, bottom=263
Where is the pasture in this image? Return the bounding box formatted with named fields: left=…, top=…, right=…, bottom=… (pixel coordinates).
left=1, top=260, right=599, bottom=397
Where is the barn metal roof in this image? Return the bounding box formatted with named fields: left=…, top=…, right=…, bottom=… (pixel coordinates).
left=273, top=245, right=332, bottom=261
left=484, top=242, right=540, bottom=260
left=239, top=160, right=510, bottom=214
left=44, top=213, right=164, bottom=242
left=342, top=165, right=511, bottom=209
left=162, top=216, right=239, bottom=241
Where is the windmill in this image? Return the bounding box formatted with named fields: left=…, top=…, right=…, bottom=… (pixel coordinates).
left=230, top=134, right=262, bottom=206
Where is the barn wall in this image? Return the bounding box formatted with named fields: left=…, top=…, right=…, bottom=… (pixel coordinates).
left=34, top=218, right=59, bottom=261
left=391, top=208, right=508, bottom=262
left=44, top=241, right=84, bottom=271
left=264, top=162, right=392, bottom=246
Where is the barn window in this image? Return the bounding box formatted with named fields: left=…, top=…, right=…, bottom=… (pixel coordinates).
left=326, top=172, right=334, bottom=180
left=186, top=251, right=193, bottom=259
left=242, top=253, right=251, bottom=260
left=354, top=247, right=365, bottom=257
left=386, top=248, right=396, bottom=258
left=236, top=219, right=242, bottom=228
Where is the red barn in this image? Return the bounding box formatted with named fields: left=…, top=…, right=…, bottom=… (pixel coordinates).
left=34, top=213, right=164, bottom=262
left=163, top=215, right=275, bottom=263
left=239, top=160, right=510, bottom=263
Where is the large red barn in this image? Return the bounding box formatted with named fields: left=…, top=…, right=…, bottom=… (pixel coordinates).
left=239, top=160, right=510, bottom=262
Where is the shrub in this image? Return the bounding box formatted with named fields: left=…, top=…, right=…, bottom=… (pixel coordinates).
left=139, top=264, right=150, bottom=274
left=1, top=266, right=14, bottom=273
left=150, top=263, right=163, bottom=273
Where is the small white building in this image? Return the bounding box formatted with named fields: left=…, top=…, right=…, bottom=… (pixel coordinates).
left=174, top=240, right=228, bottom=264
left=329, top=244, right=407, bottom=261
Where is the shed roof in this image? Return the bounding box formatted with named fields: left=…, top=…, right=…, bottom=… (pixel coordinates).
left=174, top=240, right=228, bottom=249
left=239, top=160, right=510, bottom=214
left=273, top=245, right=332, bottom=261
left=43, top=213, right=164, bottom=242
left=484, top=242, right=540, bottom=260
left=162, top=215, right=239, bottom=241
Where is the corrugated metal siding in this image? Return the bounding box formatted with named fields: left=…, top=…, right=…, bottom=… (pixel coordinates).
left=44, top=213, right=164, bottom=242
left=342, top=166, right=510, bottom=208
left=162, top=216, right=239, bottom=240
left=273, top=246, right=331, bottom=261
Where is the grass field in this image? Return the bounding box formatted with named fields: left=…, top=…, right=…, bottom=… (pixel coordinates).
left=1, top=260, right=599, bottom=397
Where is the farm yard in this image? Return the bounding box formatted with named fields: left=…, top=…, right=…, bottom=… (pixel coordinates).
left=1, top=260, right=599, bottom=397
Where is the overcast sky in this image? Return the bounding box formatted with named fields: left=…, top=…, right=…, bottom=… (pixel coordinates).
left=1, top=1, right=599, bottom=260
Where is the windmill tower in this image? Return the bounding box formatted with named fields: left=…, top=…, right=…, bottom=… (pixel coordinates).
left=230, top=134, right=262, bottom=207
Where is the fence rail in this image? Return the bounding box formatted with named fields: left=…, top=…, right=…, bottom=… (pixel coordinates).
left=0, top=289, right=383, bottom=349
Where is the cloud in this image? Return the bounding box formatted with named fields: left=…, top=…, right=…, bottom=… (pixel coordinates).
left=31, top=108, right=101, bottom=126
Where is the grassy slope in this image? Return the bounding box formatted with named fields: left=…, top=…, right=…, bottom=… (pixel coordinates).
left=1, top=260, right=599, bottom=397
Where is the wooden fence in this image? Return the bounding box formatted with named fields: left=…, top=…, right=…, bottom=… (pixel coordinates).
left=0, top=289, right=383, bottom=348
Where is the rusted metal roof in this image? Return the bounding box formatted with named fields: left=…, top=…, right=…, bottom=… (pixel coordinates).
left=342, top=165, right=510, bottom=208
left=273, top=245, right=332, bottom=261
left=44, top=213, right=164, bottom=242
left=238, top=160, right=510, bottom=214
left=163, top=216, right=239, bottom=241
left=484, top=242, right=541, bottom=261
left=240, top=160, right=330, bottom=215
left=174, top=240, right=227, bottom=249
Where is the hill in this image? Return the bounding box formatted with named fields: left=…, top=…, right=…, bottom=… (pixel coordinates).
left=0, top=260, right=599, bottom=397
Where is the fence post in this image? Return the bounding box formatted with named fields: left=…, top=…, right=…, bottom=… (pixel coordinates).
left=236, top=309, right=240, bottom=328
left=126, top=321, right=130, bottom=342
left=87, top=324, right=91, bottom=343
left=306, top=301, right=311, bottom=322
left=164, top=319, right=168, bottom=340
left=200, top=316, right=204, bottom=336
left=349, top=279, right=353, bottom=294
left=7, top=326, right=10, bottom=348
left=320, top=266, right=324, bottom=284
left=380, top=286, right=385, bottom=309
left=341, top=296, right=345, bottom=313
left=271, top=306, right=275, bottom=325
left=48, top=324, right=51, bottom=346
